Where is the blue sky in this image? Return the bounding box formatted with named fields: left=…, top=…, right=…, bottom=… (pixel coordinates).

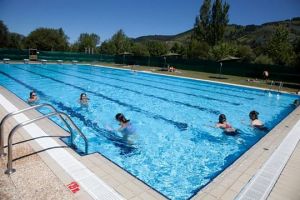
left=0, top=0, right=299, bottom=43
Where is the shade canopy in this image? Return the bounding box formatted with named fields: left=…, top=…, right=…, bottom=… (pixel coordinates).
left=161, top=52, right=181, bottom=57
left=119, top=52, right=133, bottom=55
left=218, top=56, right=240, bottom=62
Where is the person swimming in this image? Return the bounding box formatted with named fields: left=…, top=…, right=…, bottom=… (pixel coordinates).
left=249, top=110, right=266, bottom=130
left=216, top=114, right=237, bottom=135
left=115, top=113, right=136, bottom=142
left=115, top=113, right=135, bottom=134
left=79, top=93, right=89, bottom=105
left=28, top=91, right=39, bottom=104
left=293, top=99, right=300, bottom=107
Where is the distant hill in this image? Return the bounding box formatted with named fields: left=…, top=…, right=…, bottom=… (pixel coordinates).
left=134, top=17, right=300, bottom=47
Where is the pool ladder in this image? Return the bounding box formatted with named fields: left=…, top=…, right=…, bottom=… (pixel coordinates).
left=0, top=103, right=88, bottom=174
left=268, top=81, right=283, bottom=97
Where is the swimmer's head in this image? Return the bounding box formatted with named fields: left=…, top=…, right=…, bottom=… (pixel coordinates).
left=219, top=114, right=226, bottom=123
left=30, top=91, right=36, bottom=98
left=115, top=113, right=130, bottom=123
left=249, top=110, right=259, bottom=120
left=293, top=99, right=300, bottom=107
left=80, top=93, right=87, bottom=100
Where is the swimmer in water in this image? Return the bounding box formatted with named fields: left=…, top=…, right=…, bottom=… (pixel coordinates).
left=216, top=114, right=237, bottom=135
left=249, top=110, right=265, bottom=130
left=79, top=93, right=89, bottom=105
left=28, top=91, right=39, bottom=104
left=115, top=113, right=136, bottom=142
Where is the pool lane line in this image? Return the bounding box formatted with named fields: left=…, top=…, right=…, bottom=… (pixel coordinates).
left=0, top=93, right=125, bottom=200
left=37, top=64, right=242, bottom=106
left=0, top=70, right=142, bottom=155
left=73, top=64, right=259, bottom=99
left=4, top=67, right=188, bottom=131
left=68, top=64, right=257, bottom=100
left=34, top=65, right=227, bottom=112
left=0, top=70, right=130, bottom=144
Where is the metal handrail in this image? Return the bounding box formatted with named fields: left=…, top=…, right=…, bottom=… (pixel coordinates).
left=0, top=103, right=68, bottom=157
left=268, top=80, right=274, bottom=91
left=278, top=81, right=283, bottom=93
left=5, top=111, right=89, bottom=174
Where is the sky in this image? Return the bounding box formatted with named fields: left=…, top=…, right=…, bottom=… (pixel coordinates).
left=0, top=0, right=300, bottom=43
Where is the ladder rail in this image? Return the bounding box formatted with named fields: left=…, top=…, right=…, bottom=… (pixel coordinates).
left=269, top=80, right=274, bottom=91
left=0, top=103, right=67, bottom=156
left=5, top=111, right=89, bottom=174
left=278, top=81, right=283, bottom=92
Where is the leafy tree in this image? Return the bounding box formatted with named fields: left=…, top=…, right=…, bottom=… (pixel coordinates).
left=187, top=39, right=210, bottom=59
left=236, top=45, right=255, bottom=62
left=254, top=54, right=274, bottom=65
left=24, top=28, right=69, bottom=51
left=75, top=33, right=100, bottom=52
left=7, top=33, right=25, bottom=49
left=266, top=25, right=294, bottom=66
left=292, top=39, right=300, bottom=67
left=111, top=30, right=132, bottom=54
left=0, top=20, right=9, bottom=47
left=99, top=40, right=117, bottom=55
left=193, top=0, right=229, bottom=46
left=146, top=40, right=168, bottom=57
left=210, top=0, right=230, bottom=46
left=208, top=42, right=237, bottom=60
left=99, top=30, right=132, bottom=55
left=131, top=43, right=149, bottom=56
left=170, top=42, right=186, bottom=55
left=193, top=0, right=211, bottom=41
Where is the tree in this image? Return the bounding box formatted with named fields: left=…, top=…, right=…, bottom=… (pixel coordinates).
left=208, top=42, right=237, bottom=60
left=210, top=0, right=230, bottom=46
left=111, top=30, right=132, bottom=54
left=266, top=25, right=294, bottom=66
left=236, top=45, right=255, bottom=62
left=146, top=40, right=168, bottom=57
left=191, top=0, right=230, bottom=58
left=254, top=54, right=274, bottom=65
left=194, top=0, right=211, bottom=41
left=75, top=33, right=100, bottom=52
left=7, top=33, right=25, bottom=49
left=170, top=42, right=186, bottom=55
left=187, top=39, right=210, bottom=59
left=99, top=30, right=132, bottom=55
left=24, top=28, right=69, bottom=51
left=132, top=43, right=149, bottom=56
left=0, top=20, right=9, bottom=47
left=99, top=40, right=117, bottom=55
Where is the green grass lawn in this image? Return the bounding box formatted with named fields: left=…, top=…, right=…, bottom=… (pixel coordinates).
left=92, top=62, right=299, bottom=94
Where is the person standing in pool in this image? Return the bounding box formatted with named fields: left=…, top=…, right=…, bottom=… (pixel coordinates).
left=115, top=113, right=136, bottom=142
left=79, top=93, right=89, bottom=105
left=28, top=91, right=39, bottom=104
left=216, top=114, right=237, bottom=135
left=249, top=110, right=265, bottom=129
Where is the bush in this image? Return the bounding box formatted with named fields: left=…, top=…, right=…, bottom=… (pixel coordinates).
left=208, top=43, right=237, bottom=61
left=254, top=54, right=274, bottom=65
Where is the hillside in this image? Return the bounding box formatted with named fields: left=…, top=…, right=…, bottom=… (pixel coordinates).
left=134, top=17, right=300, bottom=47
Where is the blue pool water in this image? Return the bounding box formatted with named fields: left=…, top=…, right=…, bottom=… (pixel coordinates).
left=0, top=63, right=298, bottom=199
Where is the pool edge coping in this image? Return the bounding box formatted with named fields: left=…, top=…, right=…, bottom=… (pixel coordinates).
left=1, top=63, right=300, bottom=200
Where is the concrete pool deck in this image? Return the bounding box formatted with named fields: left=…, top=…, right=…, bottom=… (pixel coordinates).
left=0, top=73, right=300, bottom=200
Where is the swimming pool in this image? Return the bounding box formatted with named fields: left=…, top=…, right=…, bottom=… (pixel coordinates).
left=0, top=63, right=298, bottom=199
